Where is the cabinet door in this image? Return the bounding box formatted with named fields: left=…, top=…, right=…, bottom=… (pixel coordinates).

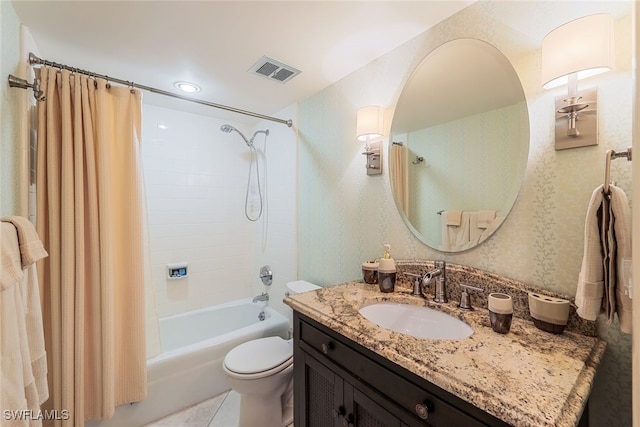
left=347, top=385, right=408, bottom=427
left=297, top=351, right=344, bottom=427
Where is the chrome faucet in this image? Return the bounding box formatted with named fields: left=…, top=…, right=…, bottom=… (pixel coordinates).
left=422, top=261, right=447, bottom=303
left=252, top=292, right=269, bottom=303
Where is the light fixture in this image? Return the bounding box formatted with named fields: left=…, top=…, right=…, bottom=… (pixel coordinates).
left=174, top=81, right=201, bottom=93
left=356, top=106, right=384, bottom=175
left=541, top=13, right=613, bottom=150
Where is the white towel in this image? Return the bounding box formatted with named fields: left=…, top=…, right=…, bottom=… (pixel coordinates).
left=452, top=212, right=473, bottom=251
left=477, top=210, right=496, bottom=229
left=576, top=186, right=606, bottom=321
left=0, top=221, right=49, bottom=425
left=479, top=216, right=505, bottom=244
left=442, top=211, right=496, bottom=251
left=607, top=185, right=632, bottom=333
left=443, top=210, right=462, bottom=226
left=575, top=184, right=632, bottom=333
left=1, top=224, right=24, bottom=292
left=1, top=216, right=48, bottom=267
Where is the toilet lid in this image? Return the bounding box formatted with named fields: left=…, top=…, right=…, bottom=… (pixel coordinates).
left=224, top=336, right=292, bottom=374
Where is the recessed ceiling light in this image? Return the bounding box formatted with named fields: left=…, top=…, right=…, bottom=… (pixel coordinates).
left=174, top=81, right=201, bottom=93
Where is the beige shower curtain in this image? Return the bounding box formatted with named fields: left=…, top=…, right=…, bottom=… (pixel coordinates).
left=35, top=67, right=146, bottom=425
left=390, top=143, right=409, bottom=214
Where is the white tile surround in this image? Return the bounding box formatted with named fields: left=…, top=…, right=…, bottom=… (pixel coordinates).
left=141, top=103, right=298, bottom=323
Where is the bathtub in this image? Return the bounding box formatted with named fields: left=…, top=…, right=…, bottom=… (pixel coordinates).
left=85, top=299, right=290, bottom=427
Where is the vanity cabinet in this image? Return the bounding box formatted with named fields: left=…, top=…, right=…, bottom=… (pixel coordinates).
left=293, top=312, right=511, bottom=427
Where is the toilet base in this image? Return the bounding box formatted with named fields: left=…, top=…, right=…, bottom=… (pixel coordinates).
left=238, top=388, right=290, bottom=427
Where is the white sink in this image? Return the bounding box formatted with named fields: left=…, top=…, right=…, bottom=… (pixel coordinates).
left=358, top=302, right=473, bottom=340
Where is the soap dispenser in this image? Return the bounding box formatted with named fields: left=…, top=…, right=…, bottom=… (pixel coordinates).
left=377, top=244, right=396, bottom=293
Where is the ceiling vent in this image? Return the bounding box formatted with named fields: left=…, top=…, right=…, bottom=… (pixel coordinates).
left=248, top=56, right=301, bottom=84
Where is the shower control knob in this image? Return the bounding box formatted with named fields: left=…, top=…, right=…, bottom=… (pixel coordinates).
left=259, top=265, right=273, bottom=286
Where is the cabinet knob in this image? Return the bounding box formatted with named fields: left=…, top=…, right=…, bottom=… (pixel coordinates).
left=333, top=407, right=353, bottom=426
left=321, top=342, right=334, bottom=354
left=343, top=413, right=354, bottom=426
left=415, top=402, right=430, bottom=420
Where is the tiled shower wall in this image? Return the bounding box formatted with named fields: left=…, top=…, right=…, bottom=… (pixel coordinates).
left=141, top=104, right=298, bottom=323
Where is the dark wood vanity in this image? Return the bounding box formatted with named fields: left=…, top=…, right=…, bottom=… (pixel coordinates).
left=285, top=274, right=605, bottom=427
left=294, top=312, right=511, bottom=426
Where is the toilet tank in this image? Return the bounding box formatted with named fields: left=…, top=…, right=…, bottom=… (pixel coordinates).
left=286, top=280, right=320, bottom=296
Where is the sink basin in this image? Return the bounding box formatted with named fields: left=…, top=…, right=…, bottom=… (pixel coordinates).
left=358, top=302, right=473, bottom=340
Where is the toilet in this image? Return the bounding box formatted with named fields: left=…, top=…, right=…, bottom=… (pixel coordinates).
left=223, top=280, right=320, bottom=427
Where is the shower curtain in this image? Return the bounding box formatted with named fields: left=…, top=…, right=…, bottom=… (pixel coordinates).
left=390, top=143, right=409, bottom=214
left=35, top=67, right=147, bottom=425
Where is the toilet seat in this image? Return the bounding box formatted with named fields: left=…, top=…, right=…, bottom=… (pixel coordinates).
left=223, top=336, right=293, bottom=380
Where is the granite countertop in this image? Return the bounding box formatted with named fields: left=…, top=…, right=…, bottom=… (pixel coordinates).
left=284, top=281, right=607, bottom=427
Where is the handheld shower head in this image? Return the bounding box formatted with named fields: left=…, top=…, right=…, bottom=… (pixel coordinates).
left=220, top=124, right=234, bottom=133
left=220, top=124, right=251, bottom=146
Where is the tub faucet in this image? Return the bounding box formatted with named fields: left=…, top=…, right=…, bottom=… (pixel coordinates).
left=252, top=292, right=269, bottom=303
left=422, top=261, right=447, bottom=303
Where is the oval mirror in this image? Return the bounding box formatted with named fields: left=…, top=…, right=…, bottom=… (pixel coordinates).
left=389, top=39, right=529, bottom=252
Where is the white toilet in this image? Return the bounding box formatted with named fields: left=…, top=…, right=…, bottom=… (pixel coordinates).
left=223, top=280, right=320, bottom=427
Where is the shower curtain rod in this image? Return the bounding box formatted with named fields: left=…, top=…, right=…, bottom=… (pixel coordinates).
left=8, top=52, right=293, bottom=128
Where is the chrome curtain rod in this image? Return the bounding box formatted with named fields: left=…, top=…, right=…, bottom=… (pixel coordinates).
left=8, top=52, right=292, bottom=128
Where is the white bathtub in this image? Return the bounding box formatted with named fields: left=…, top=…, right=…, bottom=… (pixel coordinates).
left=85, top=299, right=290, bottom=427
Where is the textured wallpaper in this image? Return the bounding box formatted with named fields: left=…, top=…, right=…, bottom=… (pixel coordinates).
left=298, top=1, right=633, bottom=425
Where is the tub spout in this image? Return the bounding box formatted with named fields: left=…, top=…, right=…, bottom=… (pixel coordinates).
left=252, top=292, right=269, bottom=303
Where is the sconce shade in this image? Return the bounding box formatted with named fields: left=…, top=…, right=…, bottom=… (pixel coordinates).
left=541, top=13, right=613, bottom=89
left=356, top=106, right=384, bottom=141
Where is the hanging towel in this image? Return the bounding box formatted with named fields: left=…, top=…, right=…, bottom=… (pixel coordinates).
left=1, top=225, right=24, bottom=292
left=0, top=219, right=50, bottom=425
left=443, top=210, right=462, bottom=226
left=477, top=210, right=496, bottom=229
left=575, top=184, right=632, bottom=333
left=606, top=185, right=632, bottom=333
left=466, top=212, right=483, bottom=249
left=1, top=216, right=48, bottom=267
left=440, top=211, right=463, bottom=251
left=451, top=212, right=472, bottom=251
left=576, top=186, right=605, bottom=321
left=479, top=216, right=505, bottom=244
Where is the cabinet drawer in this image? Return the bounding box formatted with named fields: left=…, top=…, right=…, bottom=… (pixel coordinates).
left=298, top=319, right=489, bottom=427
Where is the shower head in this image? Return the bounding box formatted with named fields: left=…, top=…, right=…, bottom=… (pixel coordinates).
left=220, top=124, right=250, bottom=146
left=220, top=124, right=234, bottom=133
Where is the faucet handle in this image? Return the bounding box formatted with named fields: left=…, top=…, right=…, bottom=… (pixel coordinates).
left=458, top=284, right=484, bottom=311
left=259, top=265, right=273, bottom=286
left=403, top=272, right=423, bottom=296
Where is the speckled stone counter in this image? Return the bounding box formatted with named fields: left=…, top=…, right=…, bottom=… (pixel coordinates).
left=284, top=279, right=606, bottom=427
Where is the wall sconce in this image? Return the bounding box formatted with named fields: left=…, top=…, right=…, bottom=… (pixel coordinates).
left=541, top=13, right=613, bottom=150
left=356, top=106, right=384, bottom=175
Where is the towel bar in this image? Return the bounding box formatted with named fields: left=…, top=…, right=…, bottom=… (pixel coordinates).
left=604, top=147, right=632, bottom=194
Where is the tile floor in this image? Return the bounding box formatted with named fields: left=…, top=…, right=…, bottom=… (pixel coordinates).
left=144, top=390, right=240, bottom=427
left=144, top=391, right=294, bottom=427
